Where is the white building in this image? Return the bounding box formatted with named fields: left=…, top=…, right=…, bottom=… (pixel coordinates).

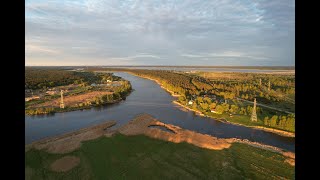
left=188, top=100, right=193, bottom=105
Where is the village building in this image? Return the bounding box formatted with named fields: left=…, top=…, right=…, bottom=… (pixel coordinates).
left=210, top=108, right=222, bottom=114
left=188, top=100, right=193, bottom=105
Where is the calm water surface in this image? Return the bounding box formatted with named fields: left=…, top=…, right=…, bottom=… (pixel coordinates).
left=25, top=72, right=295, bottom=152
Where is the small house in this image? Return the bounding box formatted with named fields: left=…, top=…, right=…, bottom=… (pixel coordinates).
left=106, top=80, right=112, bottom=83
left=210, top=108, right=222, bottom=114
left=208, top=95, right=216, bottom=100
left=90, top=83, right=97, bottom=87
left=188, top=100, right=193, bottom=105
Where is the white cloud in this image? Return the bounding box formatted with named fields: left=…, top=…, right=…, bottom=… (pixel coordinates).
left=129, top=54, right=161, bottom=59
left=181, top=54, right=207, bottom=58
left=208, top=51, right=268, bottom=60
left=25, top=44, right=59, bottom=54
left=181, top=51, right=268, bottom=60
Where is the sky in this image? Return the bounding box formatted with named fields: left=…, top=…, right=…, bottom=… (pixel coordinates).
left=25, top=0, right=295, bottom=66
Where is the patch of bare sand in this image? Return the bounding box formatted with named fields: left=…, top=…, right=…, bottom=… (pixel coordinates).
left=282, top=151, right=295, bottom=166
left=30, top=121, right=116, bottom=154
left=50, top=156, right=80, bottom=172
left=282, top=152, right=295, bottom=159
left=118, top=114, right=295, bottom=165
left=285, top=158, right=295, bottom=166
left=118, top=113, right=231, bottom=150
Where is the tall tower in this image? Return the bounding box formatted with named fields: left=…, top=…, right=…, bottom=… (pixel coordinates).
left=268, top=81, right=271, bottom=91
left=251, top=98, right=257, bottom=122
left=60, top=90, right=65, bottom=109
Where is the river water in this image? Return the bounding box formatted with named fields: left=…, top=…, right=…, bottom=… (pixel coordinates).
left=25, top=72, right=295, bottom=152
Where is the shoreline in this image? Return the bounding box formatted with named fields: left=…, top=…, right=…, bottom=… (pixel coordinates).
left=26, top=114, right=295, bottom=165
left=25, top=90, right=133, bottom=116
left=25, top=100, right=123, bottom=116
left=173, top=100, right=295, bottom=138
left=130, top=72, right=295, bottom=138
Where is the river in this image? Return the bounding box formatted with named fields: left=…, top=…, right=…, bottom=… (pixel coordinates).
left=25, top=72, right=295, bottom=152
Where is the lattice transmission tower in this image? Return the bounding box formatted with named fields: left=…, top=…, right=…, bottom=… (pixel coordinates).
left=60, top=90, right=65, bottom=109
left=251, top=98, right=257, bottom=122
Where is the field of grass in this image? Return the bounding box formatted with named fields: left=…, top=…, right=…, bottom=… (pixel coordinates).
left=26, top=134, right=294, bottom=180
left=204, top=112, right=262, bottom=126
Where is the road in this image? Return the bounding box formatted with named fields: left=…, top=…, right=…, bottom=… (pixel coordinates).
left=236, top=97, right=295, bottom=114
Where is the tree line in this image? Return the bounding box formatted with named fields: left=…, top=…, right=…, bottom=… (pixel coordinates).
left=25, top=68, right=102, bottom=90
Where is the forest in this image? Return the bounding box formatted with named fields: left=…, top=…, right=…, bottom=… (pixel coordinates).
left=25, top=68, right=100, bottom=90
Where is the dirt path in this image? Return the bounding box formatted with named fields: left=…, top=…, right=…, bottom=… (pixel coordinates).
left=50, top=156, right=80, bottom=172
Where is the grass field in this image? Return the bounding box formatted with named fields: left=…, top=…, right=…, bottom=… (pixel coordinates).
left=26, top=134, right=294, bottom=180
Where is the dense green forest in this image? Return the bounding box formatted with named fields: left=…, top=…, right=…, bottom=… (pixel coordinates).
left=195, top=72, right=295, bottom=111
left=25, top=68, right=100, bottom=89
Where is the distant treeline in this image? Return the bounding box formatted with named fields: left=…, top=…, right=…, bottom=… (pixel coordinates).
left=90, top=66, right=295, bottom=70
left=25, top=68, right=101, bottom=90
left=27, top=66, right=295, bottom=70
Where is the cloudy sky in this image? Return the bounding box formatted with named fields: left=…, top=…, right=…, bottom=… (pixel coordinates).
left=26, top=0, right=295, bottom=66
